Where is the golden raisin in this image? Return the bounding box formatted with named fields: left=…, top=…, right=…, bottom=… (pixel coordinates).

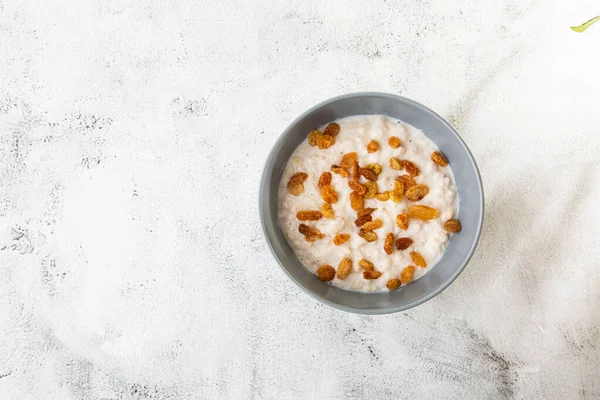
left=331, top=165, right=350, bottom=178
left=407, top=205, right=440, bottom=220
left=396, top=175, right=416, bottom=192
left=359, top=168, right=378, bottom=182
left=317, top=265, right=336, bottom=281
left=306, top=230, right=325, bottom=242
left=365, top=163, right=382, bottom=175
left=410, top=251, right=426, bottom=268
left=367, top=140, right=379, bottom=153
left=337, top=258, right=352, bottom=279
left=362, top=219, right=383, bottom=231
left=320, top=185, right=338, bottom=204
left=363, top=270, right=382, bottom=280
left=287, top=182, right=304, bottom=196
left=402, top=160, right=420, bottom=176
left=395, top=237, right=413, bottom=250
left=364, top=181, right=378, bottom=199
left=289, top=172, right=308, bottom=185
left=333, top=233, right=350, bottom=245
left=316, top=134, right=335, bottom=149
left=351, top=161, right=360, bottom=180
left=354, top=214, right=373, bottom=228
left=431, top=151, right=448, bottom=167
left=359, top=259, right=374, bottom=271
left=388, top=136, right=401, bottom=148
left=390, top=180, right=404, bottom=203
left=348, top=180, right=367, bottom=195
left=296, top=210, right=322, bottom=221
left=375, top=191, right=390, bottom=201
left=396, top=214, right=409, bottom=230
left=321, top=203, right=334, bottom=219
left=444, top=219, right=462, bottom=233
left=389, top=157, right=403, bottom=170
left=298, top=224, right=311, bottom=235
left=350, top=191, right=364, bottom=211
left=387, top=279, right=401, bottom=290
left=307, top=130, right=321, bottom=146
left=340, top=152, right=358, bottom=169
left=318, top=172, right=332, bottom=188
left=357, top=208, right=376, bottom=217
left=323, top=122, right=340, bottom=137
left=400, top=266, right=415, bottom=284
left=405, top=184, right=429, bottom=201
left=299, top=224, right=324, bottom=242
left=305, top=234, right=323, bottom=242
left=355, top=214, right=372, bottom=227
left=359, top=229, right=377, bottom=242
left=384, top=233, right=394, bottom=255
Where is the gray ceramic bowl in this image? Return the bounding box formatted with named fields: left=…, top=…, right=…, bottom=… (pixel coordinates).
left=259, top=92, right=484, bottom=314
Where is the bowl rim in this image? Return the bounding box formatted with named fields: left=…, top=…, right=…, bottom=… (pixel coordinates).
left=259, top=91, right=484, bottom=314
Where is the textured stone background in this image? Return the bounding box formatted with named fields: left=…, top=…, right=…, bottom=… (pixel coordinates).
left=1, top=0, right=600, bottom=399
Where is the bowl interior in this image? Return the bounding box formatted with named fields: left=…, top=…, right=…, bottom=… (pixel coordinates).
left=260, top=93, right=483, bottom=314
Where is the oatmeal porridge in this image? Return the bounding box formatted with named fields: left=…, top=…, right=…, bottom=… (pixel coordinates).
left=278, top=115, right=460, bottom=292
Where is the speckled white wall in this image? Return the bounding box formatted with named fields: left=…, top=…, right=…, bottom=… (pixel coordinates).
left=1, top=0, right=599, bottom=399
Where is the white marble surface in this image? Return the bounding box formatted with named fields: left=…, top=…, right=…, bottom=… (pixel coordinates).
left=1, top=1, right=600, bottom=399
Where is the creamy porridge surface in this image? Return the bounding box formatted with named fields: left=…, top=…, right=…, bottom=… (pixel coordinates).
left=278, top=115, right=459, bottom=292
